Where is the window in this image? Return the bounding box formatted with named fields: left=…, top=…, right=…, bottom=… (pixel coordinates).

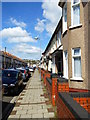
left=52, top=56, right=55, bottom=73
left=64, top=51, right=68, bottom=78
left=57, top=30, right=61, bottom=47
left=71, top=0, right=80, bottom=26
left=72, top=48, right=81, bottom=78
left=63, top=2, right=67, bottom=33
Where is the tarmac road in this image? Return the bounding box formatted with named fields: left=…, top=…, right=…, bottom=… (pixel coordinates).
left=2, top=83, right=27, bottom=120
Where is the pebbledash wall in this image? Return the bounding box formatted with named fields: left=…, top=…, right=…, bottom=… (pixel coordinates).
left=59, top=1, right=90, bottom=91
left=88, top=2, right=90, bottom=91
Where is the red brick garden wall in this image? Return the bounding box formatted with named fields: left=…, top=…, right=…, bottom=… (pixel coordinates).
left=44, top=72, right=51, bottom=85
left=52, top=78, right=57, bottom=106
left=58, top=82, right=69, bottom=92
left=73, top=97, right=90, bottom=113
left=46, top=79, right=52, bottom=100
left=57, top=94, right=75, bottom=119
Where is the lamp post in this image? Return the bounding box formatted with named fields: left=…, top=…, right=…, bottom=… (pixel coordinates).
left=34, top=36, right=41, bottom=80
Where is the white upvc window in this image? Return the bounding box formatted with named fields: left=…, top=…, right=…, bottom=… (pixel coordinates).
left=63, top=2, right=67, bottom=33
left=57, top=30, right=61, bottom=48
left=63, top=50, right=68, bottom=78
left=52, top=56, right=55, bottom=73
left=72, top=48, right=82, bottom=78
left=71, top=0, right=80, bottom=26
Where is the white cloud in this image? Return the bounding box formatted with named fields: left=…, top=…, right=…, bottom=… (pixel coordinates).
left=14, top=43, right=42, bottom=54
left=0, top=45, right=2, bottom=51
left=35, top=0, right=62, bottom=35
left=8, top=36, right=35, bottom=43
left=35, top=18, right=46, bottom=33
left=11, top=43, right=42, bottom=59
left=42, top=0, right=62, bottom=35
left=0, top=27, right=35, bottom=43
left=0, top=27, right=29, bottom=38
left=10, top=18, right=26, bottom=28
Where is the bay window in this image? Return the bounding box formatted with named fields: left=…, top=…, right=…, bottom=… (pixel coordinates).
left=72, top=48, right=81, bottom=78
left=71, top=0, right=80, bottom=26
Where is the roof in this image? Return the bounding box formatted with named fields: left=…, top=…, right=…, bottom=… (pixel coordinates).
left=51, top=45, right=63, bottom=56
left=1, top=51, right=26, bottom=63
left=43, top=17, right=62, bottom=55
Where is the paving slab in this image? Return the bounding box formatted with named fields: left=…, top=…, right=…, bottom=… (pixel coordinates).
left=8, top=69, right=55, bottom=119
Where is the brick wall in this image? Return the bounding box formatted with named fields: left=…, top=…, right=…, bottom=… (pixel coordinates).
left=52, top=77, right=57, bottom=106
left=57, top=94, right=75, bottom=119
left=43, top=71, right=51, bottom=85
left=58, top=83, right=69, bottom=92
left=70, top=92, right=90, bottom=113
left=46, top=77, right=52, bottom=100
left=57, top=92, right=89, bottom=119
left=73, top=97, right=90, bottom=113
left=69, top=88, right=90, bottom=92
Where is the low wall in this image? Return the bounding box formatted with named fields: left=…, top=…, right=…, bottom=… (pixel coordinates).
left=44, top=71, right=51, bottom=85
left=46, top=77, right=52, bottom=100
left=57, top=78, right=69, bottom=92
left=57, top=92, right=89, bottom=119
left=69, top=92, right=90, bottom=113
left=69, top=88, right=90, bottom=92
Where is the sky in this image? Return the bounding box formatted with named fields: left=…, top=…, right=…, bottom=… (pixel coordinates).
left=0, top=0, right=62, bottom=60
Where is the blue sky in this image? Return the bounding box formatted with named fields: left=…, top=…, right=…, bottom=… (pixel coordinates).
left=1, top=1, right=62, bottom=60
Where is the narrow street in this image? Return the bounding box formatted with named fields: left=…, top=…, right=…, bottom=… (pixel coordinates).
left=2, top=82, right=27, bottom=119
left=8, top=69, right=55, bottom=119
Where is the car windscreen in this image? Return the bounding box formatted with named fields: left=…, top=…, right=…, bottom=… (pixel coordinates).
left=2, top=70, right=18, bottom=78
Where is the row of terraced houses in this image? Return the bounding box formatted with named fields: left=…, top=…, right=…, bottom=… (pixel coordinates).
left=41, top=0, right=90, bottom=91
left=0, top=51, right=27, bottom=69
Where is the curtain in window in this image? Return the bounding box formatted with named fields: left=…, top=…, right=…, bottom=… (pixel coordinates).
left=74, top=57, right=81, bottom=77
left=73, top=5, right=80, bottom=25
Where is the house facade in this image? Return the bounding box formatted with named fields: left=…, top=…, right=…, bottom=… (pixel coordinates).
left=0, top=51, right=27, bottom=69
left=41, top=0, right=90, bottom=91
left=41, top=19, right=63, bottom=75
left=59, top=0, right=90, bottom=90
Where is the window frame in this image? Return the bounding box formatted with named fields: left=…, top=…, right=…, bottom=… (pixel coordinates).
left=72, top=48, right=82, bottom=79
left=63, top=50, right=68, bottom=79
left=57, top=30, right=61, bottom=48
left=71, top=0, right=80, bottom=26
left=62, top=2, right=67, bottom=33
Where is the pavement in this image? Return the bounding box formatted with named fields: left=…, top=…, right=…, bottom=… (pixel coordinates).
left=2, top=81, right=27, bottom=119
left=8, top=69, right=55, bottom=119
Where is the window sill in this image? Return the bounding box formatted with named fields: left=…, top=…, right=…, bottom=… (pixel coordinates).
left=69, top=24, right=82, bottom=30
left=70, top=77, right=83, bottom=81
left=62, top=29, right=67, bottom=37
left=63, top=76, right=68, bottom=79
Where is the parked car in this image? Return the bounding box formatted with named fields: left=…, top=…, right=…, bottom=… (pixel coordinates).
left=16, top=68, right=26, bottom=82
left=2, top=69, right=23, bottom=94
left=0, top=70, right=3, bottom=96
left=29, top=67, right=34, bottom=72
left=25, top=68, right=31, bottom=80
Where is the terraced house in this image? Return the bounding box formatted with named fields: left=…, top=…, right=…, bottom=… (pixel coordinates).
left=0, top=51, right=27, bottom=69
left=41, top=0, right=90, bottom=91
left=42, top=19, right=63, bottom=75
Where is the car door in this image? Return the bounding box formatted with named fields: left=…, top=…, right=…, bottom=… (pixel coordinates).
left=18, top=72, right=22, bottom=86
